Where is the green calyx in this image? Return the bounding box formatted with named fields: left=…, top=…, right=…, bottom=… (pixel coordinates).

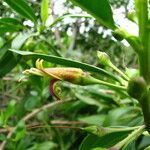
left=127, top=77, right=147, bottom=99
left=97, top=51, right=111, bottom=66
left=79, top=75, right=126, bottom=90
left=97, top=51, right=129, bottom=81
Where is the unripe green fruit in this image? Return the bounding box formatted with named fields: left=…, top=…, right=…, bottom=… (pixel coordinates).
left=127, top=77, right=147, bottom=99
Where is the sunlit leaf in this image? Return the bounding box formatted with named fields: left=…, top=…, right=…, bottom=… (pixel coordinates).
left=41, top=0, right=49, bottom=25
left=0, top=18, right=23, bottom=34
left=11, top=33, right=34, bottom=49
left=4, top=0, right=37, bottom=23
left=0, top=51, right=20, bottom=77
left=70, top=0, right=116, bottom=29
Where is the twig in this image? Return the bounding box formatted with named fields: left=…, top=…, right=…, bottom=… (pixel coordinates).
left=0, top=99, right=73, bottom=150
left=0, top=128, right=13, bottom=134
left=0, top=93, right=21, bottom=101
left=27, top=125, right=80, bottom=130
left=0, top=120, right=85, bottom=134
left=50, top=120, right=86, bottom=125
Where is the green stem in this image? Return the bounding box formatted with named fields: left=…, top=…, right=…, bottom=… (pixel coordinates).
left=139, top=31, right=150, bottom=83
left=135, top=0, right=150, bottom=83
left=110, top=63, right=129, bottom=81
left=81, top=76, right=127, bottom=90
left=135, top=0, right=148, bottom=43
left=135, top=0, right=150, bottom=133
left=114, top=125, right=145, bottom=149
left=140, top=90, right=150, bottom=132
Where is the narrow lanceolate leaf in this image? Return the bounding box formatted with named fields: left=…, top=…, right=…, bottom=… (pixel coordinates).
left=9, top=49, right=120, bottom=82
left=0, top=51, right=20, bottom=77
left=41, top=0, right=49, bottom=25
left=4, top=0, right=37, bottom=23
left=0, top=26, right=19, bottom=34
left=70, top=0, right=116, bottom=29
left=0, top=18, right=23, bottom=34
left=0, top=18, right=22, bottom=26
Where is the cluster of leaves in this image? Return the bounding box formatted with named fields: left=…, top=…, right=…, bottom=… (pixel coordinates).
left=0, top=0, right=150, bottom=150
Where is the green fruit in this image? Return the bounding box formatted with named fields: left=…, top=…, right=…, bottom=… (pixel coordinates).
left=127, top=77, right=147, bottom=99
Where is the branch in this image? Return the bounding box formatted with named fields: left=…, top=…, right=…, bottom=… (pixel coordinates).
left=0, top=99, right=73, bottom=150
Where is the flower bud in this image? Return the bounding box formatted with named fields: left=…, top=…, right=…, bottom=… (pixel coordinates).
left=97, top=51, right=111, bottom=66
left=23, top=59, right=84, bottom=84
left=42, top=68, right=84, bottom=84
left=23, top=59, right=126, bottom=90
left=97, top=51, right=129, bottom=81
left=127, top=77, right=147, bottom=99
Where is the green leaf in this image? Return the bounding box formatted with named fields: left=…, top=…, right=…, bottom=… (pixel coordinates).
left=127, top=12, right=138, bottom=24
left=0, top=18, right=22, bottom=26
left=14, top=120, right=26, bottom=141
left=0, top=134, right=7, bottom=141
left=122, top=141, right=136, bottom=150
left=103, top=107, right=140, bottom=126
left=0, top=26, right=19, bottom=34
left=70, top=0, right=116, bottom=29
left=9, top=49, right=120, bottom=82
left=80, top=85, right=116, bottom=103
left=37, top=110, right=49, bottom=123
left=78, top=115, right=105, bottom=125
left=91, top=148, right=106, bottom=150
left=41, top=0, right=49, bottom=25
left=4, top=0, right=37, bottom=23
left=27, top=141, right=57, bottom=150
left=0, top=51, right=20, bottom=77
left=138, top=136, right=150, bottom=150
left=0, top=37, right=5, bottom=48
left=0, top=18, right=23, bottom=34
left=75, top=92, right=102, bottom=107
left=0, top=111, right=5, bottom=126
left=4, top=100, right=16, bottom=125
left=24, top=96, right=40, bottom=111
left=79, top=131, right=130, bottom=150
left=11, top=33, right=34, bottom=50
left=0, top=39, right=11, bottom=60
